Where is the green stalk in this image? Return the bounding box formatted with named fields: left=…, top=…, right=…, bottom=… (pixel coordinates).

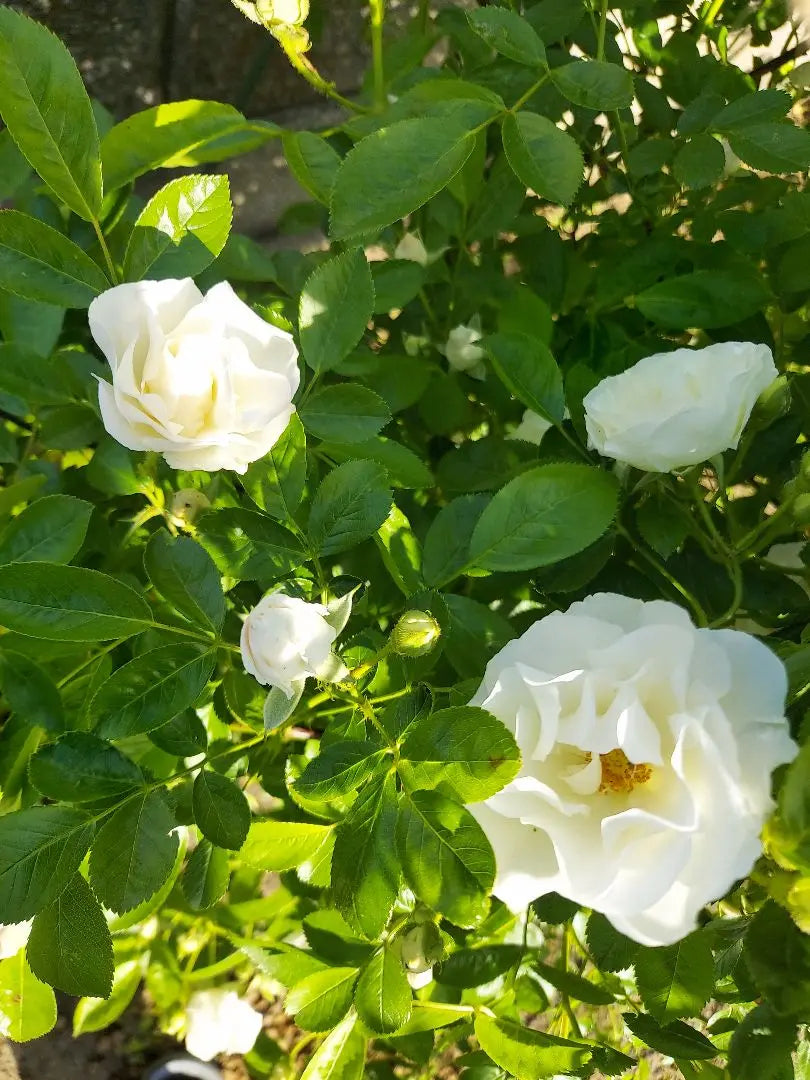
left=370, top=0, right=386, bottom=111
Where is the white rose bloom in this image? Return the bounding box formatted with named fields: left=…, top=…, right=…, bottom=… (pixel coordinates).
left=241, top=592, right=341, bottom=696
left=185, top=988, right=262, bottom=1062
left=583, top=342, right=777, bottom=473
left=0, top=920, right=32, bottom=960
left=89, top=279, right=299, bottom=474
left=470, top=593, right=796, bottom=946
left=507, top=409, right=554, bottom=446
left=442, top=323, right=486, bottom=380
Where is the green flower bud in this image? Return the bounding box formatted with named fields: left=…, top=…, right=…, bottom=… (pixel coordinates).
left=170, top=488, right=211, bottom=527
left=398, top=922, right=444, bottom=974
left=748, top=374, right=791, bottom=430
left=390, top=610, right=441, bottom=657
left=256, top=0, right=309, bottom=25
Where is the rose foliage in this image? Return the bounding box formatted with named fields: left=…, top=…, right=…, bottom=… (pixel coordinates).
left=0, top=1, right=810, bottom=1076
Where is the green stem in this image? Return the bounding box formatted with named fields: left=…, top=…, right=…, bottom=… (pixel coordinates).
left=560, top=926, right=583, bottom=1039
left=185, top=951, right=246, bottom=982
left=700, top=0, right=726, bottom=29
left=56, top=637, right=127, bottom=689
left=511, top=71, right=551, bottom=113
left=597, top=0, right=609, bottom=61
left=418, top=0, right=430, bottom=33
left=91, top=217, right=118, bottom=284
left=617, top=523, right=709, bottom=626
left=370, top=0, right=386, bottom=111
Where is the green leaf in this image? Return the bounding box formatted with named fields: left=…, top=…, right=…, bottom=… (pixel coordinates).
left=712, top=89, right=791, bottom=130
left=437, top=945, right=523, bottom=988
left=29, top=732, right=142, bottom=803
left=149, top=709, right=208, bottom=757
left=399, top=706, right=520, bottom=803
left=636, top=269, right=770, bottom=329
left=0, top=563, right=151, bottom=641
left=635, top=932, right=715, bottom=1025
left=728, top=122, right=810, bottom=173
left=0, top=952, right=56, bottom=1042
left=332, top=774, right=401, bottom=940
left=0, top=344, right=77, bottom=409
left=0, top=650, right=64, bottom=734
left=107, top=830, right=188, bottom=935
left=102, top=99, right=253, bottom=191
left=144, top=532, right=225, bottom=633
left=330, top=104, right=497, bottom=239
left=586, top=913, right=639, bottom=973
left=474, top=1014, right=592, bottom=1080
left=91, top=644, right=215, bottom=739
left=484, top=332, right=564, bottom=423
left=727, top=1003, right=797, bottom=1080
left=371, top=262, right=425, bottom=314
left=469, top=464, right=619, bottom=573
left=182, top=840, right=230, bottom=910
left=295, top=741, right=387, bottom=802
left=299, top=249, right=375, bottom=372
left=466, top=8, right=547, bottom=68
left=0, top=211, right=109, bottom=307
left=552, top=60, right=634, bottom=110
left=355, top=946, right=412, bottom=1034
left=0, top=494, right=92, bottom=564
left=27, top=873, right=113, bottom=999
left=196, top=507, right=305, bottom=581
left=396, top=789, right=494, bottom=928
left=673, top=134, right=725, bottom=189
left=502, top=112, right=583, bottom=206
left=72, top=960, right=141, bottom=1036
left=286, top=967, right=358, bottom=1032
left=192, top=770, right=251, bottom=851
left=241, top=820, right=333, bottom=872
left=308, top=459, right=392, bottom=556
left=283, top=131, right=342, bottom=204
left=300, top=1012, right=366, bottom=1080
left=533, top=960, right=615, bottom=1006
left=0, top=806, right=94, bottom=922
left=0, top=7, right=101, bottom=220
left=123, top=173, right=232, bottom=281
left=744, top=900, right=810, bottom=1016
left=242, top=413, right=307, bottom=521
left=374, top=504, right=424, bottom=597
left=320, top=437, right=432, bottom=490
left=422, top=495, right=488, bottom=588
left=624, top=1013, right=718, bottom=1059
left=300, top=384, right=391, bottom=443
left=89, top=791, right=179, bottom=914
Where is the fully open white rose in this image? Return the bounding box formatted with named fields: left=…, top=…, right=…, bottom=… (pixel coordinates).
left=470, top=593, right=796, bottom=946
left=89, top=278, right=299, bottom=473
left=241, top=592, right=342, bottom=696
left=185, top=988, right=262, bottom=1061
left=583, top=342, right=777, bottom=472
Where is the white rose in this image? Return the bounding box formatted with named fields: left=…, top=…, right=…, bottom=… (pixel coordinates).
left=184, top=988, right=262, bottom=1062
left=507, top=409, right=554, bottom=446
left=442, top=323, right=486, bottom=380
left=469, top=592, right=796, bottom=946
left=0, top=921, right=32, bottom=960
left=89, top=279, right=299, bottom=474
left=241, top=592, right=342, bottom=696
left=583, top=342, right=777, bottom=473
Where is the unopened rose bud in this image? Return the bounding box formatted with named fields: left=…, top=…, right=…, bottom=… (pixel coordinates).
left=170, top=488, right=211, bottom=527
left=748, top=374, right=790, bottom=429
left=390, top=611, right=441, bottom=657
left=256, top=0, right=309, bottom=25
left=398, top=922, right=443, bottom=974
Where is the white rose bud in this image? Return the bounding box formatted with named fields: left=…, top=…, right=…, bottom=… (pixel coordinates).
left=256, top=0, right=309, bottom=24
left=583, top=341, right=777, bottom=473
left=184, top=988, right=262, bottom=1062
left=390, top=610, right=441, bottom=657
left=169, top=488, right=211, bottom=527
left=507, top=409, right=554, bottom=446
left=469, top=592, right=796, bottom=946
left=0, top=921, right=32, bottom=960
left=394, top=232, right=429, bottom=267
left=89, top=279, right=300, bottom=474
left=442, top=323, right=486, bottom=380
left=241, top=592, right=343, bottom=696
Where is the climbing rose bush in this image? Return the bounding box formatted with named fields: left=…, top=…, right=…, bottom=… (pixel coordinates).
left=0, top=1, right=809, bottom=1077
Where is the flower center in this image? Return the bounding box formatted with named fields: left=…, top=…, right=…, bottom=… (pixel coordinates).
left=585, top=748, right=653, bottom=794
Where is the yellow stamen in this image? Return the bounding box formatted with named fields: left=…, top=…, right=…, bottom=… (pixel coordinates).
left=584, top=749, right=653, bottom=794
